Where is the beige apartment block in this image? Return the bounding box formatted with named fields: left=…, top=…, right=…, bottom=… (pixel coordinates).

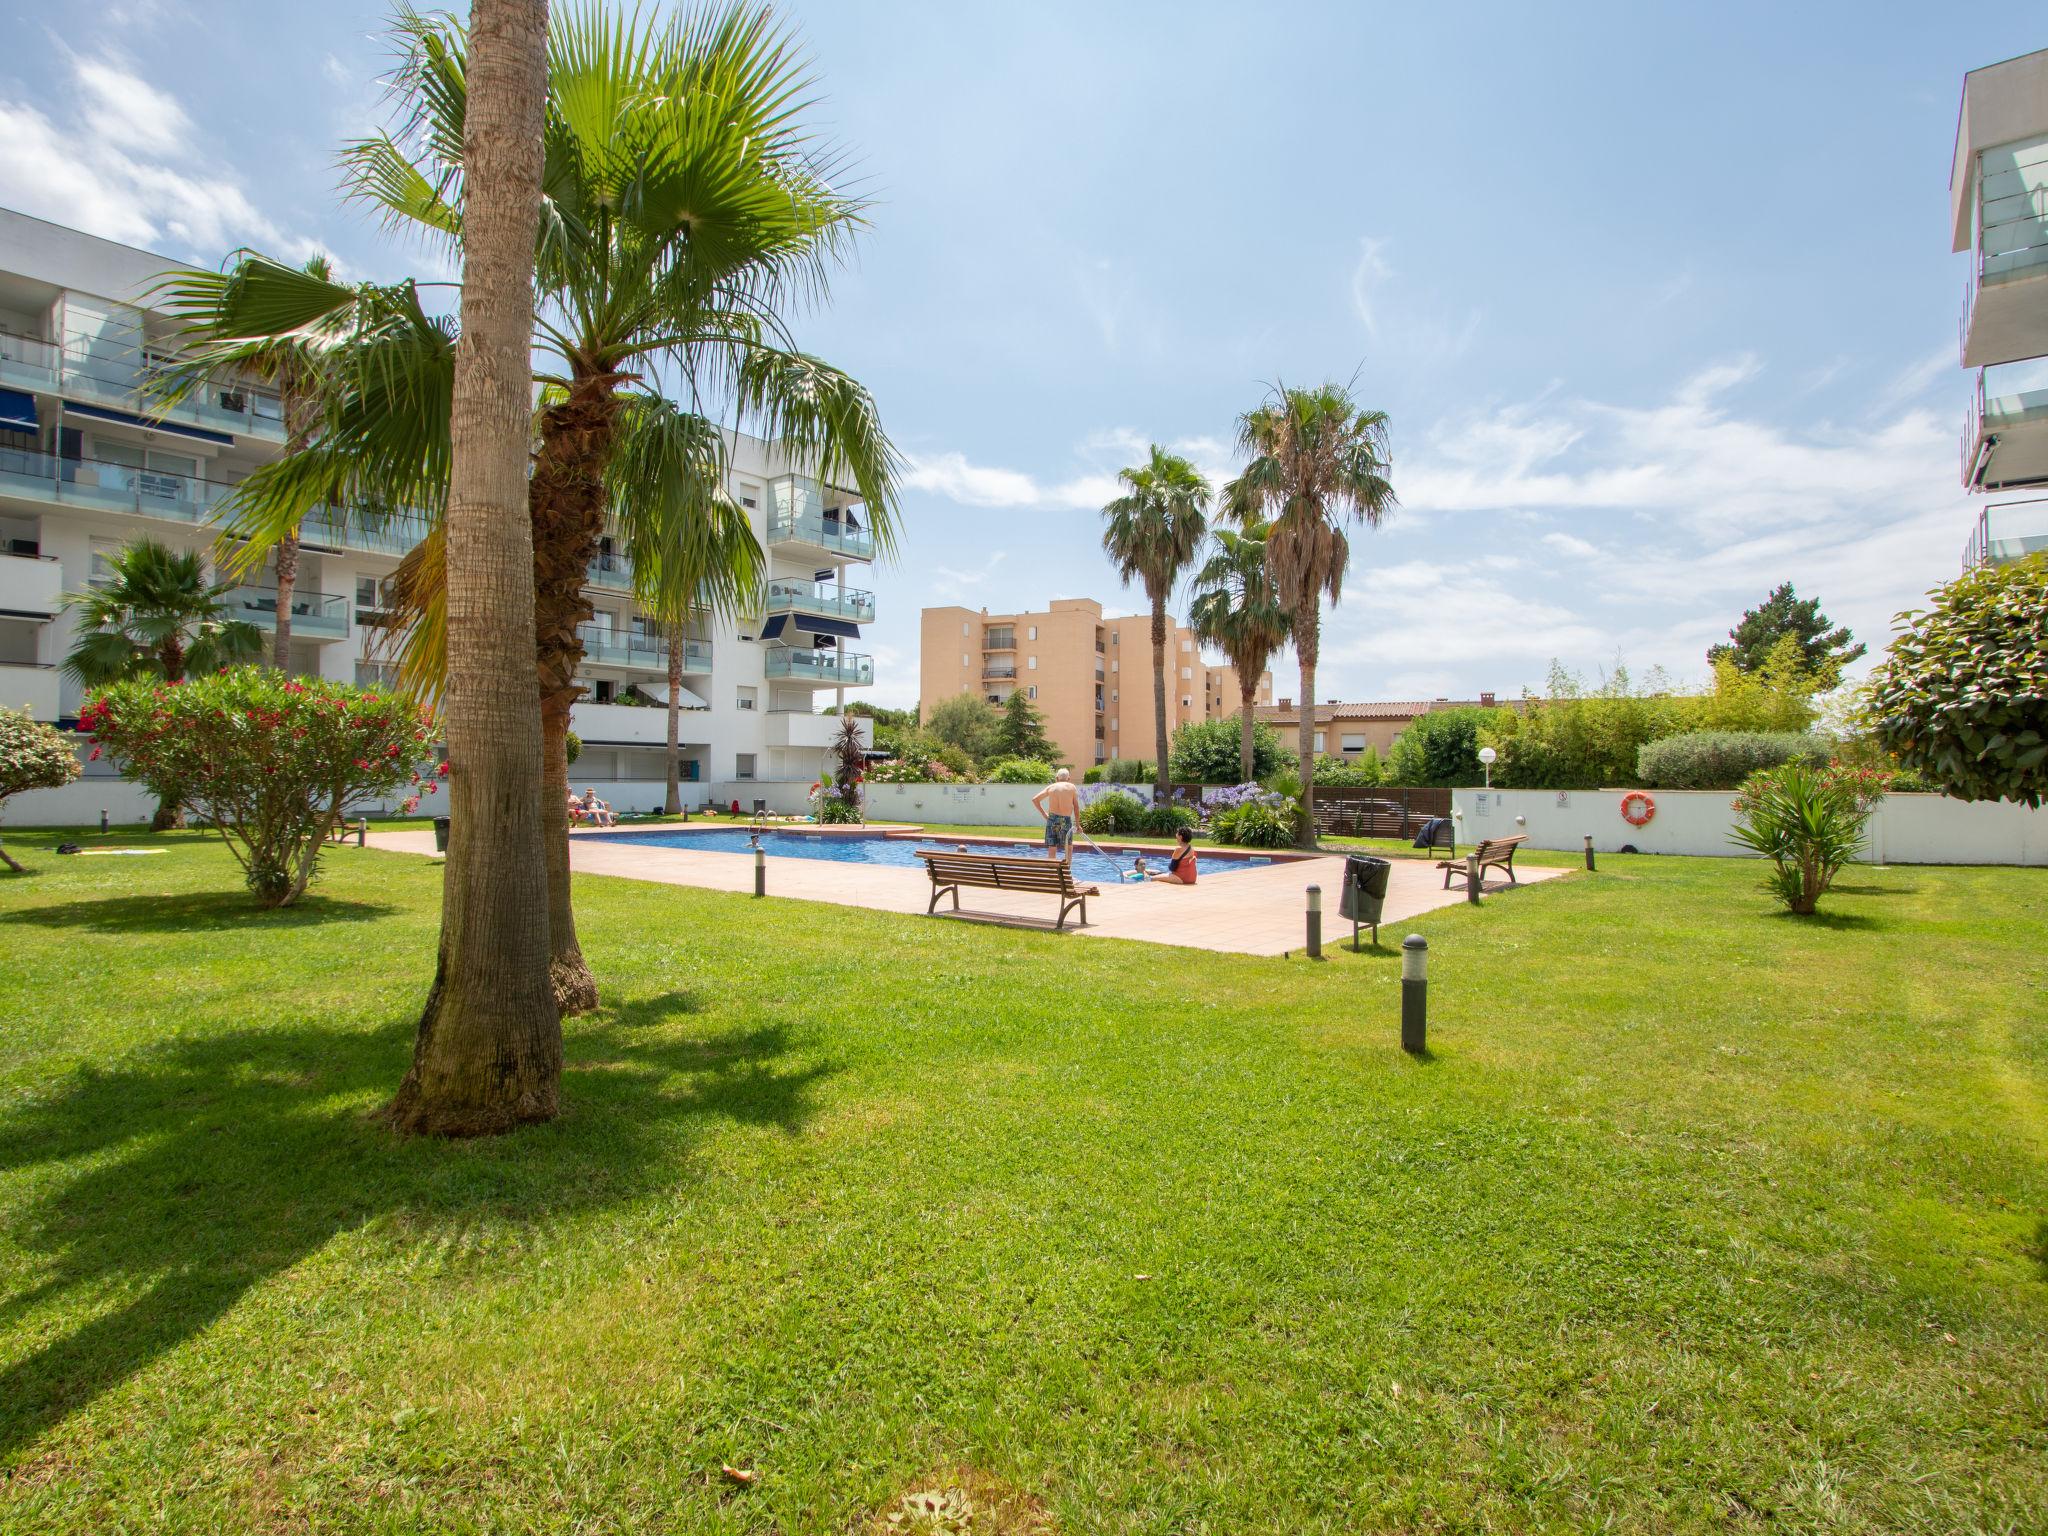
left=1258, top=694, right=1504, bottom=759
left=920, top=597, right=1273, bottom=770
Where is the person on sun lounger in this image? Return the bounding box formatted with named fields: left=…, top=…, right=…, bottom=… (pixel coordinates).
left=581, top=787, right=616, bottom=828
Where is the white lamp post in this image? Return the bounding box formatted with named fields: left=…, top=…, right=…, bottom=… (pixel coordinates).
left=1478, top=745, right=1497, bottom=788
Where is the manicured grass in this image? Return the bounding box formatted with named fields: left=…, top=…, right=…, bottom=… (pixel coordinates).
left=1, top=828, right=2044, bottom=1532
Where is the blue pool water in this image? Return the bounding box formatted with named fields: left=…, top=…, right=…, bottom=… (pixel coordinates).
left=584, top=828, right=1263, bottom=883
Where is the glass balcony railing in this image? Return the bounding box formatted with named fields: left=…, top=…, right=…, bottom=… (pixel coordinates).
left=766, top=474, right=875, bottom=560
left=224, top=585, right=350, bottom=640
left=762, top=646, right=872, bottom=686
left=1964, top=496, right=2048, bottom=570
left=762, top=577, right=875, bottom=623
left=679, top=639, right=713, bottom=672
left=576, top=623, right=667, bottom=669
left=0, top=448, right=237, bottom=524
left=300, top=506, right=435, bottom=556
left=588, top=551, right=634, bottom=590
left=0, top=327, right=287, bottom=441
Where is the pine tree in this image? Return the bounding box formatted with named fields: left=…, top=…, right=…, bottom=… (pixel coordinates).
left=995, top=688, right=1058, bottom=764
left=1709, top=583, right=1865, bottom=685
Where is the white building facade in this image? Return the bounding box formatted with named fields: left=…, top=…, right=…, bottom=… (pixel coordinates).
left=0, top=207, right=873, bottom=825
left=1954, top=49, right=2048, bottom=568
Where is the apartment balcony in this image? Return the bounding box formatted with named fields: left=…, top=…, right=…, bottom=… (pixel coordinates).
left=762, top=646, right=871, bottom=687
left=982, top=663, right=1018, bottom=681
left=299, top=506, right=435, bottom=558
left=1962, top=365, right=2048, bottom=491
left=761, top=577, right=874, bottom=625
left=1963, top=496, right=2048, bottom=569
left=0, top=551, right=62, bottom=616
left=568, top=699, right=706, bottom=748
left=0, top=661, right=59, bottom=720
left=1953, top=54, right=2048, bottom=366
left=763, top=710, right=871, bottom=750
left=587, top=551, right=634, bottom=590
left=576, top=623, right=668, bottom=672
left=222, top=585, right=349, bottom=641
left=0, top=329, right=287, bottom=444
left=766, top=474, right=875, bottom=563
left=0, top=449, right=236, bottom=526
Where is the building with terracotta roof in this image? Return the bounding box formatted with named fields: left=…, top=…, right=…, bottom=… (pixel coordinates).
left=1257, top=693, right=1505, bottom=759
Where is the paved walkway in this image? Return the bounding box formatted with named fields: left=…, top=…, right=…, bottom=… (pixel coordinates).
left=364, top=827, right=1568, bottom=957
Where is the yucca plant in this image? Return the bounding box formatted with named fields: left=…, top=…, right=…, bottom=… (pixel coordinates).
left=1727, top=760, right=1884, bottom=915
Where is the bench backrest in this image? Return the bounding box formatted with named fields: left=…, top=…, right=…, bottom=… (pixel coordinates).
left=1469, top=835, right=1527, bottom=858
left=917, top=850, right=1084, bottom=894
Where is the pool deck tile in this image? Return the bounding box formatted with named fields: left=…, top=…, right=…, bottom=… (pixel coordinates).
left=364, top=824, right=1568, bottom=957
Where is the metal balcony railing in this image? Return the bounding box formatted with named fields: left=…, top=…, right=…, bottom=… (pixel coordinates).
left=1964, top=496, right=2048, bottom=570
left=576, top=623, right=667, bottom=668
left=588, top=551, right=634, bottom=590
left=0, top=326, right=287, bottom=439
left=224, top=585, right=349, bottom=639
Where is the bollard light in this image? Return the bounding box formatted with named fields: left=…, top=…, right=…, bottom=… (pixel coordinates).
left=357, top=818, right=367, bottom=848
left=1465, top=851, right=1482, bottom=905
left=1305, top=883, right=1323, bottom=960
left=1401, top=934, right=1428, bottom=1053
left=100, top=808, right=109, bottom=834
left=1583, top=833, right=1596, bottom=872
left=754, top=843, right=766, bottom=898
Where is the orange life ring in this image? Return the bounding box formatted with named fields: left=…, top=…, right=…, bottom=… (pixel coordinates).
left=1620, top=791, right=1656, bottom=827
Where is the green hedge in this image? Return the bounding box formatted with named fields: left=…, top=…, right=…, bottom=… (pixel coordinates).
left=1635, top=731, right=1829, bottom=790
left=1080, top=790, right=1146, bottom=835
left=1084, top=757, right=1154, bottom=784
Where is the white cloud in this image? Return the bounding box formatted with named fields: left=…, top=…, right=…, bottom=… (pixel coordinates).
left=903, top=451, right=1116, bottom=512
left=0, top=53, right=322, bottom=262
left=1349, top=236, right=1392, bottom=334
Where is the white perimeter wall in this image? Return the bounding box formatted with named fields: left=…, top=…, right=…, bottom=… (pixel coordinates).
left=1453, top=788, right=2048, bottom=866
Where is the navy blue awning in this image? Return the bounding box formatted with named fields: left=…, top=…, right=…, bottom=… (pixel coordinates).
left=0, top=389, right=36, bottom=430
left=61, top=401, right=235, bottom=447
left=792, top=614, right=860, bottom=641
left=759, top=614, right=788, bottom=641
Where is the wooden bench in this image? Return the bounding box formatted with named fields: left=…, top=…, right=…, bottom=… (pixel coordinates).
left=916, top=849, right=1100, bottom=931
left=1439, top=834, right=1526, bottom=889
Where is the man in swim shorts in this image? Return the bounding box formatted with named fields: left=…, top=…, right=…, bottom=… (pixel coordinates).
left=1031, top=767, right=1080, bottom=860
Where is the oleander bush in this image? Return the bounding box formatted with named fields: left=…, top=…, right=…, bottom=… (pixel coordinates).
left=1728, top=760, right=1888, bottom=915
left=79, top=668, right=438, bottom=906
left=0, top=704, right=82, bottom=872
left=1637, top=731, right=1829, bottom=790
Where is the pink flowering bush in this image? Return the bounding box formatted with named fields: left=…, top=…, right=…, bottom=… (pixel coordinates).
left=80, top=668, right=442, bottom=906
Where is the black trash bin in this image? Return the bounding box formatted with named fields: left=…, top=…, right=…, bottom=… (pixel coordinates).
left=1339, top=855, right=1391, bottom=947
left=432, top=815, right=451, bottom=853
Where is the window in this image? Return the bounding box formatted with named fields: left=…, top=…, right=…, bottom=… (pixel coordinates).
left=354, top=660, right=400, bottom=688
left=1182, top=695, right=1192, bottom=710
left=1110, top=689, right=1118, bottom=702
left=1110, top=659, right=1118, bottom=673
left=1026, top=656, right=1037, bottom=670
left=1111, top=632, right=1118, bottom=645
left=1027, top=625, right=1038, bottom=641
left=736, top=686, right=757, bottom=711
left=88, top=536, right=122, bottom=585
left=1181, top=638, right=1191, bottom=653
left=736, top=753, right=756, bottom=780
left=962, top=653, right=969, bottom=667
left=1180, top=666, right=1191, bottom=680
left=1027, top=685, right=1038, bottom=699
left=592, top=679, right=617, bottom=703
left=1314, top=731, right=1326, bottom=752
left=1341, top=733, right=1367, bottom=753
left=962, top=623, right=970, bottom=636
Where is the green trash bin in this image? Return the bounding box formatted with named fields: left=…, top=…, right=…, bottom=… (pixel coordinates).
left=432, top=816, right=450, bottom=853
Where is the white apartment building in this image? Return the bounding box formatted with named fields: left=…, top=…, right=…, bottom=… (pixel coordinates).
left=1954, top=48, right=2048, bottom=568
left=0, top=207, right=873, bottom=824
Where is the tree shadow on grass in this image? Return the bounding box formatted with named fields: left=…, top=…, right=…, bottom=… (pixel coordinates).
left=1765, top=908, right=1881, bottom=931
left=0, top=891, right=398, bottom=934
left=0, top=1009, right=831, bottom=1461
left=1830, top=883, right=1921, bottom=898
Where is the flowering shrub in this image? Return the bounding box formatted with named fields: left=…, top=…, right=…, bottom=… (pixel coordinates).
left=1204, top=781, right=1303, bottom=847
left=80, top=668, right=440, bottom=906
left=866, top=755, right=953, bottom=784
left=0, top=705, right=82, bottom=872
left=982, top=756, right=1056, bottom=784
left=1728, top=760, right=1886, bottom=915
left=1080, top=789, right=1146, bottom=835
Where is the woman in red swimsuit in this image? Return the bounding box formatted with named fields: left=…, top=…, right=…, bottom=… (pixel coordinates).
left=1149, top=827, right=1198, bottom=885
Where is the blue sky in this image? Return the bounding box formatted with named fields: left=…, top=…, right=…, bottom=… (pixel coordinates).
left=1, top=1, right=2035, bottom=709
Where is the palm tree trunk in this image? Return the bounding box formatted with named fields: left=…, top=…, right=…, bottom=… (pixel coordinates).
left=151, top=633, right=188, bottom=830
left=385, top=0, right=560, bottom=1138
left=665, top=627, right=683, bottom=815
left=1150, top=591, right=1169, bottom=805
left=529, top=368, right=622, bottom=1016
left=1294, top=600, right=1318, bottom=849
left=271, top=530, right=298, bottom=670
left=1237, top=670, right=1257, bottom=783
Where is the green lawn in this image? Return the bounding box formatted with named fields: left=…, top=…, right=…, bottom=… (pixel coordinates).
left=0, top=828, right=2043, bottom=1533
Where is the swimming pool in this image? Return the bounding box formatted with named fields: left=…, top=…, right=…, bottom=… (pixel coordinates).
left=582, top=828, right=1266, bottom=883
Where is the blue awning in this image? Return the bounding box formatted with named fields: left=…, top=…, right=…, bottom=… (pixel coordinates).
left=62, top=401, right=236, bottom=447
left=759, top=614, right=788, bottom=641
left=792, top=614, right=860, bottom=641
left=0, top=389, right=36, bottom=430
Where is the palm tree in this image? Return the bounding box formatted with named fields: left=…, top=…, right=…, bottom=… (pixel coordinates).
left=156, top=2, right=896, bottom=1014
left=61, top=538, right=264, bottom=830
left=1223, top=383, right=1395, bottom=846
left=149, top=254, right=341, bottom=669
left=1101, top=446, right=1209, bottom=804
left=384, top=0, right=561, bottom=1138
left=1188, top=521, right=1290, bottom=783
